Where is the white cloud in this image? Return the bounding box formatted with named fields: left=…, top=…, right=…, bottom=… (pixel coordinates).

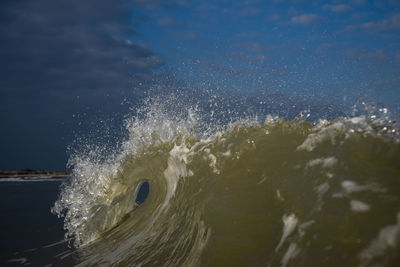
left=157, top=17, right=176, bottom=26
left=344, top=49, right=388, bottom=62
left=344, top=12, right=400, bottom=31
left=238, top=7, right=261, bottom=16
left=396, top=52, right=400, bottom=65
left=352, top=0, right=366, bottom=5
left=242, top=42, right=264, bottom=52
left=182, top=32, right=198, bottom=40
left=323, top=4, right=352, bottom=13
left=267, top=14, right=281, bottom=22
left=291, top=14, right=318, bottom=25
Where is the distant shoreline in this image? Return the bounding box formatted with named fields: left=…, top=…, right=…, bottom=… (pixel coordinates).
left=0, top=169, right=71, bottom=179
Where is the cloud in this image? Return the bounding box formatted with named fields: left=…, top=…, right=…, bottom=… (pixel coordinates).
left=238, top=7, right=262, bottom=16
left=395, top=52, right=400, bottom=65
left=344, top=49, right=388, bottom=62
left=291, top=14, right=318, bottom=25
left=157, top=16, right=177, bottom=26
left=132, top=0, right=187, bottom=9
left=362, top=12, right=400, bottom=30
left=389, top=0, right=400, bottom=5
left=232, top=53, right=266, bottom=64
left=125, top=54, right=164, bottom=69
left=0, top=0, right=164, bottom=98
left=345, top=12, right=400, bottom=31
left=351, top=12, right=372, bottom=20
left=0, top=0, right=170, bottom=169
left=193, top=60, right=248, bottom=75
left=242, top=42, right=265, bottom=52
left=181, top=32, right=199, bottom=40
left=267, top=14, right=281, bottom=21
left=315, top=42, right=348, bottom=54
left=352, top=0, right=366, bottom=5
left=323, top=4, right=352, bottom=13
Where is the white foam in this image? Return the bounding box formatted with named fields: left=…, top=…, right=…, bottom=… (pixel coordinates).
left=276, top=214, right=298, bottom=252
left=52, top=100, right=212, bottom=247
left=298, top=220, right=315, bottom=238
left=8, top=258, right=27, bottom=264
left=297, top=116, right=372, bottom=152
left=350, top=200, right=370, bottom=212
left=314, top=182, right=330, bottom=210
left=333, top=180, right=385, bottom=198
left=297, top=122, right=344, bottom=152
left=257, top=175, right=267, bottom=185
left=281, top=243, right=300, bottom=267
left=349, top=116, right=366, bottom=125
left=276, top=189, right=284, bottom=201
left=341, top=180, right=385, bottom=195
left=317, top=182, right=330, bottom=196
left=314, top=119, right=329, bottom=129
left=220, top=149, right=231, bottom=157
left=306, top=157, right=337, bottom=169
left=207, top=153, right=219, bottom=174
left=359, top=212, right=400, bottom=265
left=342, top=180, right=364, bottom=194
left=162, top=143, right=190, bottom=211
left=264, top=114, right=277, bottom=124
left=0, top=177, right=67, bottom=182
left=42, top=238, right=70, bottom=248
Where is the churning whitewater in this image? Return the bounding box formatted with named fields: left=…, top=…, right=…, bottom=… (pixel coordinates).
left=52, top=96, right=400, bottom=266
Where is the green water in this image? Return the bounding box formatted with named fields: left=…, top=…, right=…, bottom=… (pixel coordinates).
left=53, top=118, right=400, bottom=266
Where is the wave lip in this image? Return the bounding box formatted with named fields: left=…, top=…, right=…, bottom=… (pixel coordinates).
left=52, top=97, right=400, bottom=266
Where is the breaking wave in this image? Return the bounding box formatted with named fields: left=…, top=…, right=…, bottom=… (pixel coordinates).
left=52, top=94, right=400, bottom=266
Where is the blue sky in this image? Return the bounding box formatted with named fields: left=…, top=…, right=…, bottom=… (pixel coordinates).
left=0, top=0, right=399, bottom=170
left=133, top=0, right=400, bottom=105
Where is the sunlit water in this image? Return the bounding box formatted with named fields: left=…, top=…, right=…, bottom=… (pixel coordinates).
left=47, top=94, right=400, bottom=266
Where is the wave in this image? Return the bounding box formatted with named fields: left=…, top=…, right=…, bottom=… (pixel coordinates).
left=52, top=95, right=400, bottom=266
left=0, top=177, right=67, bottom=182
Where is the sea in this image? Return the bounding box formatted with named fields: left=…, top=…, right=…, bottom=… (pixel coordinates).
left=0, top=179, right=71, bottom=266
left=1, top=92, right=400, bottom=266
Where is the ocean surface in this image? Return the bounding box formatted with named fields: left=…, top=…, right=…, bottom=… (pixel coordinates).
left=0, top=179, right=72, bottom=266
left=2, top=94, right=400, bottom=266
